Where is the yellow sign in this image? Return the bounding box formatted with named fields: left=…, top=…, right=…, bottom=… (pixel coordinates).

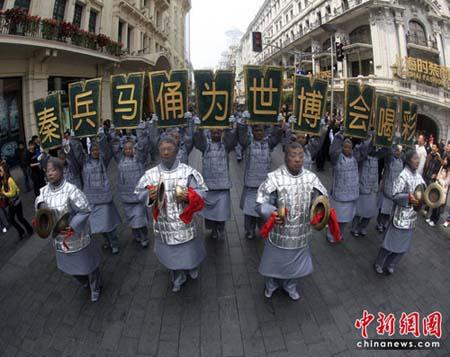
left=394, top=55, right=450, bottom=88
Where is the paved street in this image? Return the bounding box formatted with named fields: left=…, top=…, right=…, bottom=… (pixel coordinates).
left=0, top=146, right=449, bottom=357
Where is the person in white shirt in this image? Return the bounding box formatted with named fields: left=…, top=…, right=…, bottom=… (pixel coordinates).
left=416, top=134, right=427, bottom=176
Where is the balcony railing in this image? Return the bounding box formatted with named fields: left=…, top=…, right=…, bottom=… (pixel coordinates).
left=0, top=8, right=123, bottom=57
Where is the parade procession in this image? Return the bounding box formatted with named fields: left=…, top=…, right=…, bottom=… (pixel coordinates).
left=2, top=0, right=450, bottom=355
left=20, top=64, right=441, bottom=304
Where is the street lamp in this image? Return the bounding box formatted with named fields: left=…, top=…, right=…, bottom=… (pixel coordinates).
left=320, top=24, right=337, bottom=117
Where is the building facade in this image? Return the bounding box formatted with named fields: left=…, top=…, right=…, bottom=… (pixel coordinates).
left=236, top=0, right=450, bottom=142
left=0, top=0, right=190, bottom=164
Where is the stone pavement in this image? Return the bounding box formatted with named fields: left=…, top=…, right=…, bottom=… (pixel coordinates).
left=0, top=146, right=449, bottom=357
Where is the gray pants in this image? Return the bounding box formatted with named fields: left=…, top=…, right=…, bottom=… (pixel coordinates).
left=244, top=215, right=263, bottom=233
left=132, top=227, right=149, bottom=243
left=74, top=267, right=102, bottom=293
left=375, top=247, right=404, bottom=270
left=327, top=222, right=346, bottom=242
left=351, top=216, right=371, bottom=235
left=102, top=229, right=119, bottom=249
left=265, top=277, right=297, bottom=295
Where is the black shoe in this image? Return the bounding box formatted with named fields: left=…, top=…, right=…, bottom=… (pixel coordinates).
left=373, top=264, right=384, bottom=275
left=210, top=231, right=218, bottom=239
left=351, top=230, right=360, bottom=238
left=245, top=231, right=254, bottom=240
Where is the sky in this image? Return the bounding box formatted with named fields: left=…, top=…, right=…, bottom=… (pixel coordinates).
left=189, top=0, right=265, bottom=69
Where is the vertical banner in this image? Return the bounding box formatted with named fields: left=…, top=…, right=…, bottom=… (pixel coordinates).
left=68, top=78, right=102, bottom=138
left=374, top=95, right=398, bottom=148
left=343, top=81, right=375, bottom=139
left=111, top=72, right=144, bottom=129
left=33, top=93, right=63, bottom=150
left=244, top=65, right=283, bottom=124
left=292, top=75, right=328, bottom=135
left=194, top=70, right=235, bottom=128
left=149, top=70, right=189, bottom=128
left=400, top=99, right=418, bottom=148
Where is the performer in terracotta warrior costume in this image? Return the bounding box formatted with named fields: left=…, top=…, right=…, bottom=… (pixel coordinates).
left=376, top=145, right=404, bottom=233
left=256, top=142, right=328, bottom=300
left=112, top=136, right=149, bottom=249
left=193, top=119, right=238, bottom=239
left=237, top=120, right=283, bottom=240
left=326, top=131, right=370, bottom=243
left=35, top=158, right=103, bottom=302
left=135, top=136, right=207, bottom=292
left=77, top=129, right=122, bottom=254
left=374, top=149, right=424, bottom=275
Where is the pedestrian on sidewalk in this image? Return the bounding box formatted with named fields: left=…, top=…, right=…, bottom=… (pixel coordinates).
left=0, top=162, right=33, bottom=239
left=26, top=140, right=46, bottom=197
left=374, top=150, right=424, bottom=275
left=422, top=143, right=443, bottom=223
left=237, top=117, right=283, bottom=240
left=0, top=206, right=8, bottom=234
left=135, top=137, right=208, bottom=292
left=193, top=118, right=237, bottom=240
left=15, top=141, right=31, bottom=192
left=255, top=142, right=328, bottom=300
left=36, top=157, right=103, bottom=302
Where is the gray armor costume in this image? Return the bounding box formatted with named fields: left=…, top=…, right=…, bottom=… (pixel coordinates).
left=135, top=160, right=208, bottom=290
left=238, top=123, right=282, bottom=236
left=113, top=137, right=150, bottom=248
left=78, top=132, right=122, bottom=253
left=326, top=132, right=369, bottom=242
left=194, top=128, right=237, bottom=238
left=375, top=166, right=424, bottom=271
left=377, top=150, right=404, bottom=231
left=256, top=165, right=327, bottom=297
left=35, top=180, right=102, bottom=299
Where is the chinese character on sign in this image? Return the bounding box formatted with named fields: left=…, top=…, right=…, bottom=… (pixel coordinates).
left=244, top=66, right=283, bottom=124
left=157, top=81, right=184, bottom=119
left=250, top=77, right=279, bottom=115
left=355, top=310, right=375, bottom=339
left=202, top=82, right=229, bottom=121
left=399, top=312, right=421, bottom=337
left=149, top=70, right=188, bottom=128
left=344, top=82, right=375, bottom=139
left=297, top=87, right=323, bottom=129
left=292, top=75, right=328, bottom=134
left=68, top=78, right=101, bottom=137
left=33, top=93, right=63, bottom=150
left=194, top=70, right=235, bottom=128
left=400, top=100, right=418, bottom=147
left=111, top=72, right=144, bottom=129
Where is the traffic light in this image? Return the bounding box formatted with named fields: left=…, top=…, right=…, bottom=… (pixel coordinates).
left=252, top=31, right=263, bottom=52
left=335, top=42, right=344, bottom=62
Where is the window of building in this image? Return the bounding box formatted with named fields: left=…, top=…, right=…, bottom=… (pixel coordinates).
left=118, top=21, right=124, bottom=44
left=53, top=0, right=66, bottom=21
left=127, top=25, right=133, bottom=51
left=408, top=20, right=427, bottom=46
left=13, top=0, right=30, bottom=12
left=349, top=25, right=372, bottom=44
left=0, top=1, right=4, bottom=10
left=73, top=3, right=83, bottom=28
left=88, top=10, right=97, bottom=33
left=342, top=0, right=349, bottom=11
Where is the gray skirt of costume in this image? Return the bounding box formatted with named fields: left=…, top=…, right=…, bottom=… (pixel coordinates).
left=356, top=192, right=378, bottom=218
left=122, top=202, right=149, bottom=229
left=258, top=240, right=313, bottom=279
left=378, top=193, right=394, bottom=215
left=89, top=202, right=122, bottom=234
left=240, top=186, right=259, bottom=217
left=330, top=197, right=356, bottom=223
left=201, top=190, right=231, bottom=222
left=382, top=224, right=414, bottom=253
left=55, top=239, right=102, bottom=275
left=154, top=236, right=206, bottom=270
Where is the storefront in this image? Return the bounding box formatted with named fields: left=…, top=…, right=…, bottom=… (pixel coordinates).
left=0, top=77, right=25, bottom=166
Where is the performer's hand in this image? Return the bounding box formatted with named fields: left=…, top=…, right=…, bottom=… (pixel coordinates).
left=274, top=212, right=284, bottom=225
left=176, top=190, right=188, bottom=203
left=148, top=187, right=158, bottom=202
left=408, top=194, right=420, bottom=206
